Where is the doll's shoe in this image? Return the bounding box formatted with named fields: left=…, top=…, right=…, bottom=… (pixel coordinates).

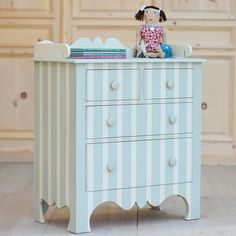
left=145, top=52, right=159, bottom=58
left=158, top=50, right=165, bottom=58
left=133, top=48, right=138, bottom=57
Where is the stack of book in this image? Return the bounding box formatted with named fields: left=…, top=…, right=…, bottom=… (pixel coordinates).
left=69, top=48, right=126, bottom=59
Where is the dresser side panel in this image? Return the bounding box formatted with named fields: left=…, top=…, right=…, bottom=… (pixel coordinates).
left=190, top=62, right=202, bottom=216
left=34, top=61, right=77, bottom=208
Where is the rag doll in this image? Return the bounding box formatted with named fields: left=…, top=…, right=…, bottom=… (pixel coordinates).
left=133, top=5, right=167, bottom=58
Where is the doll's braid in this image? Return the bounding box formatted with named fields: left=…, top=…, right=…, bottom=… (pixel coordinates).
left=134, top=6, right=167, bottom=22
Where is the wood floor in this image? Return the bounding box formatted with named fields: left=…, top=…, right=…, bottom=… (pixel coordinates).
left=0, top=163, right=236, bottom=235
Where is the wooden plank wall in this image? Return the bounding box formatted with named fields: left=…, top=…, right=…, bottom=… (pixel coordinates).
left=0, top=0, right=236, bottom=164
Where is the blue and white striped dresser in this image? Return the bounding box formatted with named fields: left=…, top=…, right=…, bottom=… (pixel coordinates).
left=34, top=57, right=204, bottom=234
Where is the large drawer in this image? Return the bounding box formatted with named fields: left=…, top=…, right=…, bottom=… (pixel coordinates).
left=86, top=69, right=139, bottom=101
left=86, top=103, right=192, bottom=139
left=86, top=138, right=193, bottom=191
left=143, top=68, right=193, bottom=99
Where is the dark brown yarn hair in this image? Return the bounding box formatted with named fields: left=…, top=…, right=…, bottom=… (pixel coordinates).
left=135, top=6, right=167, bottom=22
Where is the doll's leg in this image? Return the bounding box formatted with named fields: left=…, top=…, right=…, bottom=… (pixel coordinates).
left=157, top=46, right=165, bottom=58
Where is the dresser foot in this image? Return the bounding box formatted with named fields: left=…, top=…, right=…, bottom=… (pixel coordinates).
left=34, top=199, right=49, bottom=223
left=184, top=198, right=200, bottom=221
left=68, top=208, right=91, bottom=234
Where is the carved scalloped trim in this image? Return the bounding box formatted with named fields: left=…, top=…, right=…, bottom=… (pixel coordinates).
left=70, top=37, right=128, bottom=49
left=169, top=44, right=192, bottom=58
left=34, top=41, right=71, bottom=59
left=37, top=194, right=191, bottom=233
left=39, top=193, right=189, bottom=215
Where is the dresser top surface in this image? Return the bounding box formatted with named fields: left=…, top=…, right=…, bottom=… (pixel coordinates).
left=33, top=57, right=206, bottom=64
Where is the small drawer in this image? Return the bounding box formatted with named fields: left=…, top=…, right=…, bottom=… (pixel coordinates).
left=86, top=138, right=193, bottom=191
left=86, top=69, right=139, bottom=101
left=143, top=68, right=193, bottom=99
left=86, top=103, right=192, bottom=139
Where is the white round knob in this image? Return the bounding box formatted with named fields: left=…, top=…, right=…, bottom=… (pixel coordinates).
left=169, top=158, right=177, bottom=167
left=166, top=80, right=174, bottom=89
left=169, top=115, right=177, bottom=124
left=110, top=81, right=119, bottom=91
left=107, top=162, right=116, bottom=172
left=107, top=117, right=116, bottom=127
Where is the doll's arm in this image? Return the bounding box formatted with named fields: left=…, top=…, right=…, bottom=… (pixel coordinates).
left=162, top=29, right=167, bottom=44
left=134, top=26, right=147, bottom=56
left=136, top=26, right=142, bottom=47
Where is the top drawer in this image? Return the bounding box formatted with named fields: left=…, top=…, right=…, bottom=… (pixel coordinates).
left=86, top=69, right=139, bottom=101
left=144, top=68, right=193, bottom=100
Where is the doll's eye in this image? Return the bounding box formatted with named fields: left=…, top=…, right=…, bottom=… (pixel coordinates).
left=154, top=11, right=158, bottom=14
left=145, top=10, right=149, bottom=14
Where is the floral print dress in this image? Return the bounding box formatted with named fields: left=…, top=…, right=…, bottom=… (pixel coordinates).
left=139, top=25, right=164, bottom=53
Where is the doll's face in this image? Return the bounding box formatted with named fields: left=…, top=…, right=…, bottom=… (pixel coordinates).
left=144, top=8, right=160, bottom=25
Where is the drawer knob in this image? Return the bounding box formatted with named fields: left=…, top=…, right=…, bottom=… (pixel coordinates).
left=107, top=162, right=116, bottom=172
left=107, top=117, right=116, bottom=127
left=166, top=80, right=175, bottom=89
left=169, top=115, right=177, bottom=124
left=169, top=158, right=177, bottom=167
left=110, top=81, right=119, bottom=91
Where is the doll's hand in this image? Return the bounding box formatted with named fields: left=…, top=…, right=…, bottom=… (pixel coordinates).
left=139, top=40, right=147, bottom=54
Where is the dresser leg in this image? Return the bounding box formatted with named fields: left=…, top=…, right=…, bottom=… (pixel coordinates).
left=34, top=199, right=49, bottom=223
left=68, top=207, right=91, bottom=234
left=184, top=197, right=200, bottom=221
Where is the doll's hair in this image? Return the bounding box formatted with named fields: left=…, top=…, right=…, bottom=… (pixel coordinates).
left=135, top=6, right=167, bottom=22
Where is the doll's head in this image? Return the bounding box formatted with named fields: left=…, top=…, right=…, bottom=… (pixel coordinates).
left=135, top=6, right=167, bottom=24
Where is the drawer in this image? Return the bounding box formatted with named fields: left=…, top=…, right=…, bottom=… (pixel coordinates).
left=86, top=69, right=139, bottom=101
left=86, top=138, right=192, bottom=191
left=86, top=103, right=192, bottom=139
left=143, top=68, right=193, bottom=99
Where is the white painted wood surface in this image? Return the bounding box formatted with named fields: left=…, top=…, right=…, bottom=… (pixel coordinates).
left=34, top=40, right=71, bottom=59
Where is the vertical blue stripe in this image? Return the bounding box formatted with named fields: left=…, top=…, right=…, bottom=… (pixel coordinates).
left=60, top=63, right=67, bottom=206
left=122, top=141, right=132, bottom=208
left=122, top=105, right=131, bottom=137
left=165, top=138, right=174, bottom=186
left=108, top=64, right=118, bottom=202
left=51, top=62, right=57, bottom=204
left=153, top=139, right=161, bottom=204
left=181, top=138, right=189, bottom=182
left=34, top=62, right=40, bottom=205
left=69, top=63, right=76, bottom=208
left=136, top=140, right=145, bottom=207
left=42, top=62, right=48, bottom=200
left=166, top=64, right=175, bottom=99
left=124, top=63, right=133, bottom=101
left=180, top=68, right=188, bottom=98
left=191, top=63, right=202, bottom=218
left=76, top=64, right=90, bottom=230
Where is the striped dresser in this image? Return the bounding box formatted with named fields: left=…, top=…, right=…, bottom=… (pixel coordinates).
left=34, top=58, right=204, bottom=234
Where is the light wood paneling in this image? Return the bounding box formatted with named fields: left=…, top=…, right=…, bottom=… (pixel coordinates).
left=0, top=0, right=53, bottom=18
left=0, top=26, right=52, bottom=47
left=0, top=58, right=34, bottom=131
left=166, top=26, right=235, bottom=49
left=1, top=0, right=236, bottom=164
left=201, top=56, right=234, bottom=141
left=0, top=0, right=61, bottom=150
left=72, top=25, right=136, bottom=47
left=72, top=0, right=152, bottom=19
left=161, top=0, right=236, bottom=19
